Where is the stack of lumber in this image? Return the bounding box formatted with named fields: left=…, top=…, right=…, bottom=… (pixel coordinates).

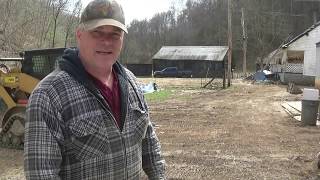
left=281, top=101, right=301, bottom=121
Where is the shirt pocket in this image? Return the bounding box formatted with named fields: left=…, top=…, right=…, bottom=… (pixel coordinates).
left=127, top=106, right=149, bottom=145
left=64, top=116, right=111, bottom=161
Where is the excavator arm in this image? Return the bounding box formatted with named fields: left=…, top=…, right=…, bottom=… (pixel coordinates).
left=0, top=85, right=16, bottom=110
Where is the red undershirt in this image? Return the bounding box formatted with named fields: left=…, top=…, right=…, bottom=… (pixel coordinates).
left=88, top=70, right=122, bottom=129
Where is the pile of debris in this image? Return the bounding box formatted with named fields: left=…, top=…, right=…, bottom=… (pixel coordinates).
left=140, top=82, right=159, bottom=94
left=286, top=82, right=302, bottom=94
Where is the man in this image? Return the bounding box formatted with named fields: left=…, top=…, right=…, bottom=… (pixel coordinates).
left=24, top=0, right=166, bottom=179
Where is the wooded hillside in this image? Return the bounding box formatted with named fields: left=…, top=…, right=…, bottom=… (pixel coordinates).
left=1, top=0, right=320, bottom=71
left=122, top=0, right=320, bottom=71
left=0, top=0, right=81, bottom=56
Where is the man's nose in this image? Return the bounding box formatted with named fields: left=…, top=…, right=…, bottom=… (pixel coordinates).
left=100, top=36, right=113, bottom=45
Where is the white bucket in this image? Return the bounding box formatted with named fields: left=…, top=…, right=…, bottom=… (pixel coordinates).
left=302, top=88, right=319, bottom=100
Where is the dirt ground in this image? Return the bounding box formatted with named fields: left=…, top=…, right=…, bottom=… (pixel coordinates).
left=1, top=78, right=320, bottom=179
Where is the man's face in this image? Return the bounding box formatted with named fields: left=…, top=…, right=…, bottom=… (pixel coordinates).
left=76, top=25, right=124, bottom=70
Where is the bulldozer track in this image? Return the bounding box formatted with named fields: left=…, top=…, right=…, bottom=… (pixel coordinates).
left=0, top=113, right=25, bottom=149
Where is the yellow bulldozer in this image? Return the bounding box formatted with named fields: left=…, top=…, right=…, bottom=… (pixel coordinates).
left=0, top=48, right=66, bottom=149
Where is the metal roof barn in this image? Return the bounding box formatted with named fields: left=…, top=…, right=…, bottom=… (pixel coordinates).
left=152, top=46, right=228, bottom=78
left=152, top=46, right=228, bottom=61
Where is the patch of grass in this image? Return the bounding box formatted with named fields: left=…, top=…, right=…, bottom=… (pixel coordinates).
left=144, top=89, right=173, bottom=103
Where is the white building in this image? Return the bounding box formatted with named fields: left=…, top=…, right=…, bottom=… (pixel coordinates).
left=265, top=22, right=320, bottom=85
left=282, top=22, right=320, bottom=77
left=316, top=42, right=320, bottom=88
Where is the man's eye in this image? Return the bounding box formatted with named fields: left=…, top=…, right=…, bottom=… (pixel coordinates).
left=91, top=31, right=101, bottom=36
left=112, top=33, right=121, bottom=39
left=89, top=30, right=122, bottom=40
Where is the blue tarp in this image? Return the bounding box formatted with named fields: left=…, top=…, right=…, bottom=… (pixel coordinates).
left=254, top=71, right=266, bottom=81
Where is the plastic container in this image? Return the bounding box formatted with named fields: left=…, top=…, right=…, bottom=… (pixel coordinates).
left=302, top=88, right=319, bottom=101
left=301, top=100, right=319, bottom=126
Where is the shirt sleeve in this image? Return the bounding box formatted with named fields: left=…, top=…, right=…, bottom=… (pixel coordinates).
left=24, top=89, right=63, bottom=180
left=141, top=112, right=166, bottom=179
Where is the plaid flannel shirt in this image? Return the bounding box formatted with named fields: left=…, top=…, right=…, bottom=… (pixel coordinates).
left=24, top=49, right=165, bottom=180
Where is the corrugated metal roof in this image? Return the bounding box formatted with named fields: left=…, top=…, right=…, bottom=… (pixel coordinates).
left=152, top=46, right=228, bottom=61
left=283, top=21, right=320, bottom=48
left=263, top=48, right=283, bottom=64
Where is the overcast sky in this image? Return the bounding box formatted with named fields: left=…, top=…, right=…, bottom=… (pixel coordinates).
left=81, top=0, right=186, bottom=24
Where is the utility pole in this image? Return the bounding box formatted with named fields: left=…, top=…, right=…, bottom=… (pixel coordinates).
left=227, top=0, right=232, bottom=87
left=241, top=8, right=247, bottom=76
left=223, top=60, right=226, bottom=89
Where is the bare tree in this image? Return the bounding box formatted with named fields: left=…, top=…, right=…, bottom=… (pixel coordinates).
left=36, top=0, right=53, bottom=48
left=0, top=0, right=38, bottom=51
left=50, top=0, right=70, bottom=48
left=0, top=0, right=16, bottom=51
left=64, top=0, right=82, bottom=47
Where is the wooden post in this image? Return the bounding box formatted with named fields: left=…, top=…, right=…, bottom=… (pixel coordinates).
left=241, top=8, right=247, bottom=76
left=315, top=76, right=320, bottom=90
left=223, top=59, right=226, bottom=89
left=227, top=0, right=232, bottom=87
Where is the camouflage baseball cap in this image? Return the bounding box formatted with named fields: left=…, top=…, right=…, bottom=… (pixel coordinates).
left=80, top=0, right=128, bottom=33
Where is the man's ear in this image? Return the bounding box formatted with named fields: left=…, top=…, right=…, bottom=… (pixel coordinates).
left=76, top=28, right=82, bottom=41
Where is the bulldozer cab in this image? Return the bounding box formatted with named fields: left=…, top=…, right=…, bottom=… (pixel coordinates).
left=22, top=47, right=66, bottom=79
